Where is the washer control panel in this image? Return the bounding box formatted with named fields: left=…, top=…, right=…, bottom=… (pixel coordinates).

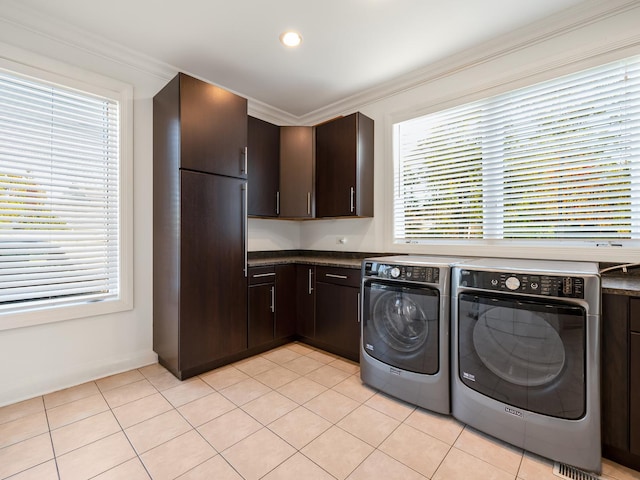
left=363, top=262, right=440, bottom=283
left=459, top=269, right=585, bottom=298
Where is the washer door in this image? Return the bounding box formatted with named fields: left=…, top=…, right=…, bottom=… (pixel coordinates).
left=362, top=280, right=440, bottom=374
left=457, top=292, right=586, bottom=419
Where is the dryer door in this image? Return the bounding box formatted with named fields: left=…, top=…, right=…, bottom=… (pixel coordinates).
left=362, top=280, right=439, bottom=374
left=457, top=292, right=586, bottom=419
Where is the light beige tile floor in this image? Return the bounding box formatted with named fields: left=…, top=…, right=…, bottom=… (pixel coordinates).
left=1, top=342, right=640, bottom=480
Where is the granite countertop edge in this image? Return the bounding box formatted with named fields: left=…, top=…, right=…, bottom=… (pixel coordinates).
left=248, top=254, right=372, bottom=269
left=248, top=250, right=640, bottom=295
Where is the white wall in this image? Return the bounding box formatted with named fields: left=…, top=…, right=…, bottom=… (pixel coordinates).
left=0, top=13, right=169, bottom=406
left=248, top=219, right=300, bottom=252
left=290, top=2, right=640, bottom=264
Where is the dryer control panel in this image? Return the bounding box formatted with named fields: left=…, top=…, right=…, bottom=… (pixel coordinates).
left=363, top=262, right=440, bottom=283
left=459, top=269, right=585, bottom=299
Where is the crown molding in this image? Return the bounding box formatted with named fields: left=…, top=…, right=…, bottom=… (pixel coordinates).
left=2, top=0, right=639, bottom=126
left=0, top=1, right=304, bottom=125
left=296, top=0, right=640, bottom=125
left=0, top=1, right=174, bottom=81
left=247, top=99, right=300, bottom=126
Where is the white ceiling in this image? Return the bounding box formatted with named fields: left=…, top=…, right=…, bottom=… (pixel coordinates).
left=10, top=0, right=590, bottom=118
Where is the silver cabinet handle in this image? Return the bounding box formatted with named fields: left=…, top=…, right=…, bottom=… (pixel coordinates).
left=270, top=286, right=275, bottom=313
left=252, top=272, right=275, bottom=278
left=307, top=192, right=311, bottom=215
left=242, top=146, right=248, bottom=175
left=308, top=268, right=313, bottom=295
left=242, top=183, right=248, bottom=277
left=276, top=191, right=280, bottom=215
left=325, top=273, right=348, bottom=279
left=350, top=186, right=355, bottom=213
left=357, top=292, right=361, bottom=323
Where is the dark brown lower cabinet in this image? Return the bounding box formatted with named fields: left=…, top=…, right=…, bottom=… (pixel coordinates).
left=248, top=265, right=296, bottom=349
left=313, top=266, right=361, bottom=362
left=631, top=331, right=640, bottom=456
left=602, top=293, right=640, bottom=471
left=296, top=265, right=316, bottom=339
left=275, top=264, right=296, bottom=339
left=248, top=281, right=275, bottom=348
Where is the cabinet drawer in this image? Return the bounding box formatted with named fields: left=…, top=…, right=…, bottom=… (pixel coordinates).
left=248, top=265, right=276, bottom=285
left=316, top=266, right=360, bottom=288
left=630, top=297, right=640, bottom=333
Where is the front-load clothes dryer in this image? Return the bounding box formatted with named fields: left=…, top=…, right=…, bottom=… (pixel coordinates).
left=451, top=258, right=601, bottom=473
left=361, top=255, right=467, bottom=414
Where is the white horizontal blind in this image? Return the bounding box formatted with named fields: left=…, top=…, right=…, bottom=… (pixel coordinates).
left=0, top=69, right=120, bottom=313
left=394, top=56, right=640, bottom=242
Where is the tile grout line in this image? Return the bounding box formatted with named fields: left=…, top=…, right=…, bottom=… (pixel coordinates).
left=251, top=347, right=353, bottom=480
left=166, top=377, right=242, bottom=480
left=251, top=347, right=385, bottom=480
left=101, top=367, right=161, bottom=480
left=241, top=346, right=350, bottom=479
left=166, top=347, right=332, bottom=479
left=41, top=395, right=62, bottom=480
left=453, top=425, right=525, bottom=478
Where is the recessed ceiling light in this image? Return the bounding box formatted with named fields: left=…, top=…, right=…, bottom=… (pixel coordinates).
left=280, top=31, right=303, bottom=48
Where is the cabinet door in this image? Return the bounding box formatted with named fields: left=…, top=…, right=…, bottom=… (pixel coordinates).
left=180, top=73, right=248, bottom=178
left=315, top=112, right=373, bottom=218
left=248, top=116, right=279, bottom=217
left=601, top=293, right=630, bottom=451
left=180, top=171, right=248, bottom=371
left=631, top=332, right=640, bottom=456
left=280, top=127, right=314, bottom=218
left=315, top=281, right=360, bottom=361
left=275, top=264, right=296, bottom=338
left=296, top=265, right=315, bottom=338
left=248, top=283, right=275, bottom=348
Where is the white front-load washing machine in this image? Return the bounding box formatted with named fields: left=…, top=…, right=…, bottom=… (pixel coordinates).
left=360, top=255, right=467, bottom=414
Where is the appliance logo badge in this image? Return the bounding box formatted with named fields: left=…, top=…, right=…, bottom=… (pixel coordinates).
left=390, top=367, right=402, bottom=376
left=505, top=407, right=523, bottom=418
left=462, top=372, right=476, bottom=382
left=365, top=343, right=374, bottom=351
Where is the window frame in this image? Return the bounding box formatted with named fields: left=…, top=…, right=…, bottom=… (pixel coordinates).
left=386, top=49, right=640, bottom=262
left=0, top=55, right=133, bottom=331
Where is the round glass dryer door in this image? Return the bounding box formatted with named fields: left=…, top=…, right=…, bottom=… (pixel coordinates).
left=372, top=292, right=429, bottom=352
left=362, top=281, right=440, bottom=375
left=457, top=293, right=586, bottom=420
left=473, top=307, right=566, bottom=387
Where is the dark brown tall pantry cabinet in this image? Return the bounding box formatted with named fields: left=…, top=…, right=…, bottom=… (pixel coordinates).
left=153, top=72, right=248, bottom=380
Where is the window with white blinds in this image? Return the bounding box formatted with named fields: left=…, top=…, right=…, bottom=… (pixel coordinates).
left=0, top=68, right=121, bottom=316
left=394, top=55, right=640, bottom=243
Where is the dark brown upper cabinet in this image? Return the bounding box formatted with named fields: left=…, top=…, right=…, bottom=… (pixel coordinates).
left=315, top=112, right=374, bottom=218
left=280, top=126, right=315, bottom=218
left=248, top=116, right=280, bottom=217
left=176, top=73, right=248, bottom=178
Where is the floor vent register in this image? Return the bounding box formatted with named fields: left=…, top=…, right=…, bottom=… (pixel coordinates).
left=553, top=462, right=603, bottom=480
